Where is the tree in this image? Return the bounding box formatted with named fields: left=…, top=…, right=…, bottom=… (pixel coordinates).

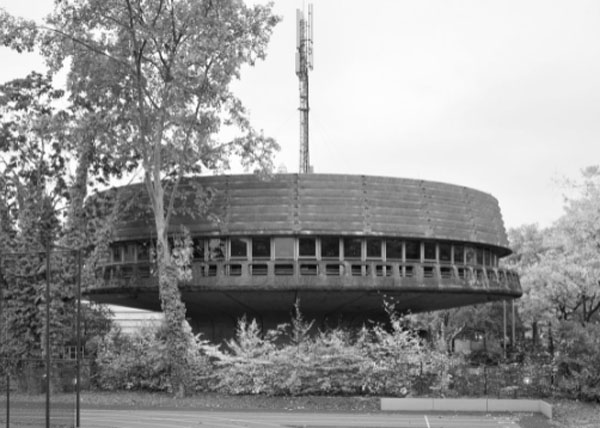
left=507, top=168, right=600, bottom=328
left=2, top=0, right=280, bottom=395
left=0, top=72, right=69, bottom=363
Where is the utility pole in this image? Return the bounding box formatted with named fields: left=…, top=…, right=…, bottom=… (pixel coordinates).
left=296, top=3, right=314, bottom=174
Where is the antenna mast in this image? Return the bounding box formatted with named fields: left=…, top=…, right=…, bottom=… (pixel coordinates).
left=296, top=3, right=313, bottom=174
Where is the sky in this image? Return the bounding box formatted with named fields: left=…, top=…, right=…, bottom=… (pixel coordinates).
left=1, top=0, right=599, bottom=230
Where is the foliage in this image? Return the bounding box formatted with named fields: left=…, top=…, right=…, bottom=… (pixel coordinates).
left=506, top=168, right=600, bottom=328
left=0, top=71, right=116, bottom=376
left=94, top=322, right=216, bottom=392
left=501, top=167, right=600, bottom=402
left=208, top=308, right=455, bottom=397
left=554, top=321, right=600, bottom=402
left=89, top=307, right=600, bottom=402
left=2, top=0, right=282, bottom=396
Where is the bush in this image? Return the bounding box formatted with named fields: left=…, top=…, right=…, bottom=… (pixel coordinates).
left=554, top=321, right=600, bottom=402
left=94, top=323, right=216, bottom=393
left=208, top=308, right=456, bottom=397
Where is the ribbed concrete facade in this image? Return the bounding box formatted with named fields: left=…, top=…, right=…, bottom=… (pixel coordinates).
left=113, top=174, right=509, bottom=247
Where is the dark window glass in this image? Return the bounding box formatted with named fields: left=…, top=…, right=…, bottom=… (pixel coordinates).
left=484, top=249, right=491, bottom=266
left=208, top=238, right=225, bottom=260
left=124, top=243, right=136, bottom=262
left=299, top=237, right=316, bottom=257
left=465, top=247, right=475, bottom=264
left=386, top=239, right=403, bottom=260
left=138, top=242, right=150, bottom=261
left=453, top=245, right=464, bottom=264
left=424, top=242, right=436, bottom=260
left=252, top=237, right=271, bottom=258
left=439, top=243, right=451, bottom=262
left=405, top=240, right=420, bottom=260
left=366, top=238, right=382, bottom=258
left=192, top=238, right=204, bottom=260
left=112, top=245, right=123, bottom=263
left=321, top=237, right=340, bottom=258
left=274, top=237, right=294, bottom=258
left=476, top=248, right=484, bottom=265
left=230, top=238, right=248, bottom=258
left=344, top=238, right=362, bottom=259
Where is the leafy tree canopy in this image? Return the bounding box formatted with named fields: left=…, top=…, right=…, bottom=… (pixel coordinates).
left=506, top=166, right=600, bottom=327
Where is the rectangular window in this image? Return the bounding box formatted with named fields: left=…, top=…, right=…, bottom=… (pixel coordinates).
left=321, top=237, right=340, bottom=258
left=252, top=237, right=271, bottom=259
left=483, top=249, right=491, bottom=266
left=424, top=242, right=436, bottom=261
left=343, top=238, right=362, bottom=259
left=230, top=237, right=249, bottom=259
left=274, top=237, right=294, bottom=259
left=228, top=264, right=242, bottom=276
left=476, top=247, right=484, bottom=265
left=112, top=245, right=123, bottom=263
left=405, top=240, right=420, bottom=261
left=123, top=243, right=136, bottom=262
left=386, top=238, right=402, bottom=260
left=326, top=264, right=340, bottom=275
left=275, top=263, right=294, bottom=275
left=137, top=242, right=150, bottom=261
left=423, top=266, right=435, bottom=278
left=251, top=263, right=268, bottom=275
left=465, top=247, right=475, bottom=265
left=439, top=243, right=451, bottom=262
left=453, top=245, right=464, bottom=264
left=208, top=238, right=225, bottom=260
left=440, top=266, right=453, bottom=279
left=300, top=264, right=318, bottom=275
left=366, top=238, right=382, bottom=259
left=351, top=264, right=363, bottom=276
left=192, top=238, right=204, bottom=260
left=299, top=237, right=316, bottom=257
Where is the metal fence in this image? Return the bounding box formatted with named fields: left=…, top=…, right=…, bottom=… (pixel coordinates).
left=1, top=359, right=83, bottom=428
left=409, top=362, right=556, bottom=399
left=0, top=247, right=83, bottom=428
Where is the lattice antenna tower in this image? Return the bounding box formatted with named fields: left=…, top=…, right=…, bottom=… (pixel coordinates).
left=296, top=2, right=313, bottom=174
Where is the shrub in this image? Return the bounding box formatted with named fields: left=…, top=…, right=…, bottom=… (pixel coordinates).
left=94, top=322, right=216, bottom=393
left=209, top=306, right=456, bottom=397
left=554, top=321, right=600, bottom=402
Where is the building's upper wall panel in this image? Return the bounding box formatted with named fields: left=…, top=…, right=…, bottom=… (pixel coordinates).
left=108, top=174, right=510, bottom=252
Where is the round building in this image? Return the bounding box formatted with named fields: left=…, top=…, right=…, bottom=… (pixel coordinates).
left=88, top=173, right=521, bottom=341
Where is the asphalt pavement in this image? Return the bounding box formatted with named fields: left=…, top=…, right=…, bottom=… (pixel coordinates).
left=80, top=408, right=523, bottom=428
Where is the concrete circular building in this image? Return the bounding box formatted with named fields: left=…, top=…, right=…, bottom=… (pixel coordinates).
left=89, top=173, right=521, bottom=340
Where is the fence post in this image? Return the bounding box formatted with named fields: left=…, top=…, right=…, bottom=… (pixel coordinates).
left=76, top=250, right=82, bottom=428
left=0, top=253, right=5, bottom=428
left=6, top=373, right=9, bottom=428
left=45, top=244, right=51, bottom=428
left=483, top=365, right=488, bottom=396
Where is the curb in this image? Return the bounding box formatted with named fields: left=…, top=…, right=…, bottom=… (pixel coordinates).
left=380, top=398, right=552, bottom=419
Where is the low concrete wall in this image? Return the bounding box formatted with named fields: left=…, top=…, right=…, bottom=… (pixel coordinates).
left=380, top=398, right=552, bottom=419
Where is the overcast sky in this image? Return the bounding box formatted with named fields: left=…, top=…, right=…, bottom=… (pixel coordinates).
left=1, top=0, right=599, bottom=230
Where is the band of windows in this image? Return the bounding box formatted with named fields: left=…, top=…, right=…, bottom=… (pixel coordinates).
left=109, top=236, right=500, bottom=267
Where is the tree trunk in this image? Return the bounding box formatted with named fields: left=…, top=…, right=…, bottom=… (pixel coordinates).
left=153, top=184, right=189, bottom=397
left=64, top=138, right=93, bottom=249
